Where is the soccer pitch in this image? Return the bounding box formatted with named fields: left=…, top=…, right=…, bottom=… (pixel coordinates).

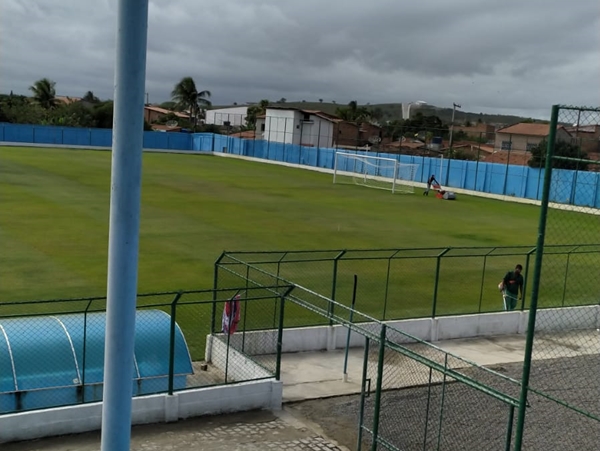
left=0, top=145, right=591, bottom=305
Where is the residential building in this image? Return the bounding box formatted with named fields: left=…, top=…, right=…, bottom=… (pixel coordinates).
left=565, top=124, right=600, bottom=154
left=205, top=106, right=248, bottom=126
left=494, top=123, right=571, bottom=151
left=335, top=121, right=382, bottom=148
left=143, top=105, right=188, bottom=124
left=55, top=96, right=83, bottom=105
left=452, top=123, right=495, bottom=142
left=260, top=107, right=337, bottom=148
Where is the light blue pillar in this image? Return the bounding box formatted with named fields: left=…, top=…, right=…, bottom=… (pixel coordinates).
left=100, top=1, right=149, bottom=450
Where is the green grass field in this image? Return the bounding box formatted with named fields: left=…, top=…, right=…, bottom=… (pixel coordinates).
left=1, top=145, right=543, bottom=302
left=2, top=145, right=599, bottom=358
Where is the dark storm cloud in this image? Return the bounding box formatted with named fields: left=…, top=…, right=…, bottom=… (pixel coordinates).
left=2, top=0, right=599, bottom=117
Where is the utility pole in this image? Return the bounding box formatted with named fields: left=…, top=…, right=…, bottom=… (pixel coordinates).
left=145, top=92, right=149, bottom=105
left=449, top=102, right=461, bottom=149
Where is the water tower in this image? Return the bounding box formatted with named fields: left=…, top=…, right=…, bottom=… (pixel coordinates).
left=401, top=101, right=427, bottom=120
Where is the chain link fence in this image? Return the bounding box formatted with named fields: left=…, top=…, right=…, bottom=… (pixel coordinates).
left=216, top=255, right=523, bottom=450
left=514, top=105, right=600, bottom=451
left=0, top=286, right=292, bottom=415
left=357, top=325, right=521, bottom=451
left=218, top=245, right=600, bottom=324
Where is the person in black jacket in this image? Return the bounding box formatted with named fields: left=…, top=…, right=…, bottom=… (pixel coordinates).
left=423, top=174, right=439, bottom=196
left=500, top=264, right=524, bottom=310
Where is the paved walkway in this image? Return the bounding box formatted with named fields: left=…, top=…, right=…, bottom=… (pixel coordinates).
left=3, top=409, right=348, bottom=451
left=5, top=331, right=598, bottom=450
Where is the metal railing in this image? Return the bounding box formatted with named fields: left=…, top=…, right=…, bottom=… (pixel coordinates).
left=216, top=244, right=600, bottom=325
left=0, top=285, right=293, bottom=415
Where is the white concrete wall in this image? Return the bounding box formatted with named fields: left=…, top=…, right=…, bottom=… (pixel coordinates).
left=206, top=335, right=273, bottom=380
left=264, top=109, right=298, bottom=144
left=0, top=379, right=281, bottom=444
left=205, top=107, right=248, bottom=126
left=300, top=117, right=334, bottom=148
left=212, top=305, right=600, bottom=356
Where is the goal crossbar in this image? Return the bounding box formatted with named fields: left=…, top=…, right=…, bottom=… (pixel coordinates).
left=333, top=151, right=418, bottom=194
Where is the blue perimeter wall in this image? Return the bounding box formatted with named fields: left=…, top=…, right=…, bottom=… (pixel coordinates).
left=2, top=122, right=600, bottom=208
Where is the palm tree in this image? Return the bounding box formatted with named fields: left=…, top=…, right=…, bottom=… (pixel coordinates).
left=335, top=100, right=372, bottom=122
left=82, top=91, right=100, bottom=103
left=245, top=99, right=270, bottom=128
left=29, top=78, right=57, bottom=109
left=171, top=77, right=211, bottom=129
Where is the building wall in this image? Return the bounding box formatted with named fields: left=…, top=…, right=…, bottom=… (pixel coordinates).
left=494, top=128, right=571, bottom=151
left=144, top=109, right=163, bottom=124
left=335, top=122, right=381, bottom=148
left=335, top=122, right=360, bottom=147
left=495, top=133, right=543, bottom=151
left=205, top=107, right=248, bottom=126
left=264, top=109, right=298, bottom=144
left=571, top=127, right=600, bottom=154
left=299, top=118, right=334, bottom=148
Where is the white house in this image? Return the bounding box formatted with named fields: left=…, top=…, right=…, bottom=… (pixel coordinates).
left=259, top=107, right=337, bottom=148
left=205, top=106, right=248, bottom=126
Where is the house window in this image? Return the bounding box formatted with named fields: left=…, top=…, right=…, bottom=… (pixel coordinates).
left=303, top=113, right=311, bottom=121
left=501, top=141, right=512, bottom=150
left=261, top=123, right=265, bottom=131
left=526, top=142, right=537, bottom=151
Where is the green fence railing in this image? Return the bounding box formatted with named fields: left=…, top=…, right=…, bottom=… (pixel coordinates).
left=0, top=285, right=293, bottom=416
left=216, top=243, right=600, bottom=324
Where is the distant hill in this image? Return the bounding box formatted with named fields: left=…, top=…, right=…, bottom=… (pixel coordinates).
left=208, top=101, right=539, bottom=126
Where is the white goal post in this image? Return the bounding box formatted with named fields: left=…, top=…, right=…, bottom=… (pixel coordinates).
left=333, top=151, right=419, bottom=194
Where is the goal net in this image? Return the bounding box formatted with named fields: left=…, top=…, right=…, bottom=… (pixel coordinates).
left=333, top=151, right=418, bottom=194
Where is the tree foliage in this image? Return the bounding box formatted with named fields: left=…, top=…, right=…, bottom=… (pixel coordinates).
left=381, top=112, right=449, bottom=141
left=171, top=77, right=211, bottom=130
left=335, top=100, right=372, bottom=121
left=245, top=99, right=269, bottom=128
left=528, top=139, right=589, bottom=170
left=29, top=78, right=57, bottom=110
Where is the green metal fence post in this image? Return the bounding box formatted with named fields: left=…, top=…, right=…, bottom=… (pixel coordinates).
left=329, top=250, right=346, bottom=325
left=272, top=253, right=287, bottom=330
left=168, top=292, right=183, bottom=395
left=431, top=248, right=450, bottom=318
left=275, top=296, right=286, bottom=380
left=275, top=286, right=294, bottom=380
left=513, top=104, right=560, bottom=451
left=371, top=325, right=387, bottom=451
left=211, top=252, right=225, bottom=334
left=422, top=367, right=434, bottom=451
left=356, top=337, right=370, bottom=451
left=343, top=275, right=358, bottom=380
left=241, top=265, right=250, bottom=353
left=521, top=248, right=536, bottom=311
left=436, top=354, right=449, bottom=451
left=478, top=248, right=495, bottom=313
left=382, top=251, right=399, bottom=320
left=561, top=247, right=578, bottom=307
left=80, top=299, right=94, bottom=403
left=505, top=405, right=515, bottom=451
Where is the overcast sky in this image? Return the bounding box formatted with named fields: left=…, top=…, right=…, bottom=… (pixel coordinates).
left=1, top=0, right=599, bottom=119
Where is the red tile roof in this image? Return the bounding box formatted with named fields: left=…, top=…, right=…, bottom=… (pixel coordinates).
left=483, top=150, right=531, bottom=165
left=497, top=122, right=569, bottom=137
left=145, top=105, right=188, bottom=119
